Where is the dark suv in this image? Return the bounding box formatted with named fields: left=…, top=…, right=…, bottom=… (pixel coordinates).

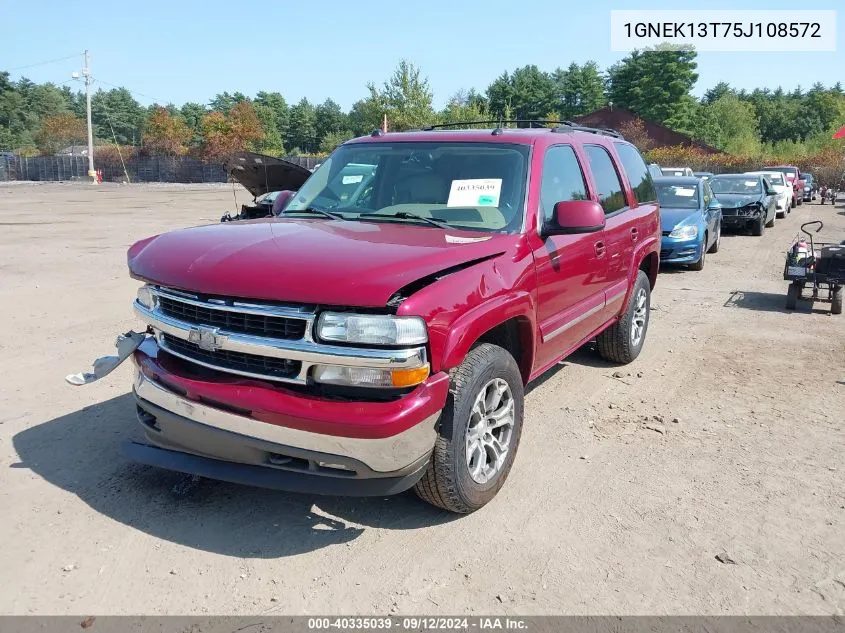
left=72, top=121, right=661, bottom=513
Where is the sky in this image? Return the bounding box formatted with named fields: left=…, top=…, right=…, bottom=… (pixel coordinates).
left=2, top=0, right=843, bottom=110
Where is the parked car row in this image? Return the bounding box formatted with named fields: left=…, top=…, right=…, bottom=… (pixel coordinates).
left=653, top=162, right=817, bottom=272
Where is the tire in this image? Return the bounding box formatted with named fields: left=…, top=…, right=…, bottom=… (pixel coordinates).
left=786, top=282, right=799, bottom=310
left=596, top=270, right=651, bottom=364
left=752, top=216, right=764, bottom=236
left=708, top=222, right=721, bottom=253
left=766, top=209, right=775, bottom=228
left=832, top=287, right=843, bottom=315
left=689, top=235, right=706, bottom=271
left=791, top=196, right=797, bottom=209
left=413, top=343, right=524, bottom=514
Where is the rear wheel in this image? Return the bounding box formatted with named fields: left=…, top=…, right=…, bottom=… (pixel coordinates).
left=832, top=287, right=843, bottom=315
left=786, top=282, right=800, bottom=310
left=596, top=271, right=650, bottom=364
left=414, top=343, right=524, bottom=514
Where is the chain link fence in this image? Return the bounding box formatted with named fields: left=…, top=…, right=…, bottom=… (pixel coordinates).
left=0, top=154, right=321, bottom=184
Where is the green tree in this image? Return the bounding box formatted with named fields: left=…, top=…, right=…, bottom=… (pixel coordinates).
left=487, top=65, right=557, bottom=124
left=209, top=91, right=248, bottom=114
left=254, top=91, right=289, bottom=140
left=253, top=102, right=284, bottom=155
left=91, top=87, right=145, bottom=145
left=379, top=60, right=436, bottom=130
left=702, top=81, right=733, bottom=105
left=180, top=102, right=207, bottom=147
left=699, top=95, right=761, bottom=155
left=287, top=98, right=318, bottom=153
left=553, top=61, right=607, bottom=119
left=319, top=129, right=354, bottom=154
left=315, top=98, right=346, bottom=145
left=607, top=48, right=699, bottom=124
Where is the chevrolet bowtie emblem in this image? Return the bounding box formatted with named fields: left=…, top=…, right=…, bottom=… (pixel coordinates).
left=188, top=326, right=225, bottom=352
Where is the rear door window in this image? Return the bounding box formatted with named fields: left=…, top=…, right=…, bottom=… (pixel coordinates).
left=584, top=145, right=627, bottom=214
left=614, top=142, right=656, bottom=204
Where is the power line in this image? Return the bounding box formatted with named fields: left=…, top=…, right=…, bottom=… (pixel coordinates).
left=92, top=78, right=167, bottom=104
left=7, top=53, right=81, bottom=72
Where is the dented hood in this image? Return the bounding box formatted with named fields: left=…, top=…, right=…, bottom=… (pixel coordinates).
left=226, top=151, right=312, bottom=197
left=127, top=220, right=512, bottom=307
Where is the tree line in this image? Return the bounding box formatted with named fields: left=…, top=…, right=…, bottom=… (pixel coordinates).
left=2, top=49, right=844, bottom=161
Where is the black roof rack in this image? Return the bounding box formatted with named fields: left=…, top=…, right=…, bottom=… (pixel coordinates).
left=418, top=119, right=624, bottom=139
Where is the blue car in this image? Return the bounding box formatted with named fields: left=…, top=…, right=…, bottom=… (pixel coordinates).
left=655, top=177, right=722, bottom=271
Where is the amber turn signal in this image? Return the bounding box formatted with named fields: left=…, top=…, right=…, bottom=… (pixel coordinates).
left=390, top=366, right=430, bottom=387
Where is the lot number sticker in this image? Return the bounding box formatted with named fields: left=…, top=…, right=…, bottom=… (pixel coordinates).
left=447, top=179, right=502, bottom=207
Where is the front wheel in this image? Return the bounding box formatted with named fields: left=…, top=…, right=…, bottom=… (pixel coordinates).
left=596, top=270, right=651, bottom=364
left=708, top=223, right=721, bottom=253
left=414, top=343, right=524, bottom=514
left=766, top=209, right=775, bottom=228
left=832, top=287, right=843, bottom=315
left=752, top=216, right=765, bottom=236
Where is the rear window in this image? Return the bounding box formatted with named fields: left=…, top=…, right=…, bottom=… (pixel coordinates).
left=584, top=145, right=627, bottom=214
left=614, top=142, right=656, bottom=204
left=655, top=182, right=699, bottom=209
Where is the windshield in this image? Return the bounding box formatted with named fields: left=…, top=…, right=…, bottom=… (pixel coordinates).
left=711, top=177, right=762, bottom=195
left=655, top=182, right=699, bottom=209
left=662, top=168, right=686, bottom=177
left=285, top=142, right=530, bottom=233
left=803, top=174, right=814, bottom=183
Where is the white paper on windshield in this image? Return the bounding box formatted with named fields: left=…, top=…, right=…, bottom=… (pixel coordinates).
left=675, top=187, right=696, bottom=197
left=744, top=180, right=758, bottom=187
left=342, top=175, right=363, bottom=185
left=447, top=179, right=502, bottom=207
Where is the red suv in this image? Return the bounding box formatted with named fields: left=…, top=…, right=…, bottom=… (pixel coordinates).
left=71, top=122, right=660, bottom=513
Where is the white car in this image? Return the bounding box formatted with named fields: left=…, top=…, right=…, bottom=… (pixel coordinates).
left=661, top=166, right=694, bottom=177
left=746, top=170, right=793, bottom=217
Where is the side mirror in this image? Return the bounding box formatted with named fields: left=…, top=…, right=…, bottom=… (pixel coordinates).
left=545, top=200, right=606, bottom=236
left=272, top=190, right=297, bottom=215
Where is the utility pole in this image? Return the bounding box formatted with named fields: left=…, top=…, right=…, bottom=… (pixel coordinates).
left=73, top=50, right=95, bottom=183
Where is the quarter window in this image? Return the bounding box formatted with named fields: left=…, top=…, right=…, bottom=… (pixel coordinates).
left=539, top=145, right=589, bottom=224
left=585, top=145, right=627, bottom=214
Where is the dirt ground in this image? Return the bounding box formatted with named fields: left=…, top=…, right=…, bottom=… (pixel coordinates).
left=0, top=182, right=843, bottom=616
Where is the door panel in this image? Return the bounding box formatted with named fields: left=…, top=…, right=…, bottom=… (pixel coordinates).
left=532, top=144, right=609, bottom=370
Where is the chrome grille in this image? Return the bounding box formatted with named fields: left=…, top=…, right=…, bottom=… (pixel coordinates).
left=161, top=334, right=301, bottom=380
left=157, top=293, right=307, bottom=340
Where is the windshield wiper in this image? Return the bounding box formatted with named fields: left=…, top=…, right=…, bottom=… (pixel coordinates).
left=359, top=211, right=450, bottom=229
left=285, top=207, right=345, bottom=221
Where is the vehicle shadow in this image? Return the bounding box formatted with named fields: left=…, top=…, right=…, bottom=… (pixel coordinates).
left=723, top=290, right=831, bottom=314
left=526, top=343, right=616, bottom=396
left=11, top=394, right=457, bottom=558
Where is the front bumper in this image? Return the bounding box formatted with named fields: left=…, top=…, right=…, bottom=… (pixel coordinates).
left=721, top=209, right=763, bottom=228
left=126, top=337, right=450, bottom=494
left=660, top=236, right=702, bottom=264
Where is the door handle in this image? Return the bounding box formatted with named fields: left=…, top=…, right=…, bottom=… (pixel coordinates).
left=594, top=241, right=606, bottom=257
left=631, top=227, right=639, bottom=242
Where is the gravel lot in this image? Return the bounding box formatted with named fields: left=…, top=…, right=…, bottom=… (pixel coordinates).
left=0, top=183, right=843, bottom=615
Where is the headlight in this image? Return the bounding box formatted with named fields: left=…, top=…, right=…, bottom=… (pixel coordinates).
left=804, top=186, right=811, bottom=191
left=312, top=364, right=430, bottom=388
left=136, top=285, right=156, bottom=310
left=316, top=312, right=427, bottom=345
left=669, top=225, right=698, bottom=239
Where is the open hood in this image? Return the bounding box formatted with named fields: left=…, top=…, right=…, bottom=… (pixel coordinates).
left=225, top=151, right=312, bottom=198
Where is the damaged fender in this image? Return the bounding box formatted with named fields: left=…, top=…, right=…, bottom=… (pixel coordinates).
left=65, top=331, right=147, bottom=386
